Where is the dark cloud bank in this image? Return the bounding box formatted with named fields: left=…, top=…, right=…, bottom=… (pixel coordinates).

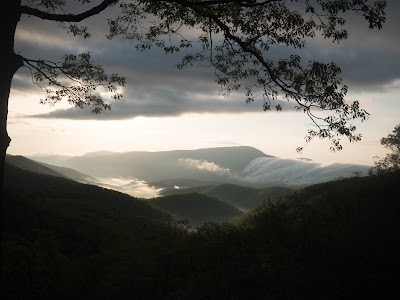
left=15, top=0, right=400, bottom=120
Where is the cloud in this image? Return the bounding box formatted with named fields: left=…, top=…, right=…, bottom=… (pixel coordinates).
left=170, top=156, right=371, bottom=187
left=301, top=40, right=400, bottom=91
left=98, top=177, right=162, bottom=198
left=28, top=85, right=296, bottom=119
left=13, top=0, right=400, bottom=121
left=93, top=156, right=372, bottom=197
left=300, top=0, right=400, bottom=90
left=157, top=156, right=370, bottom=188
left=239, top=157, right=371, bottom=187
left=178, top=158, right=231, bottom=175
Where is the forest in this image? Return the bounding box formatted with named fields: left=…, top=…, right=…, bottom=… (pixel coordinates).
left=1, top=1, right=398, bottom=299
left=2, top=157, right=399, bottom=299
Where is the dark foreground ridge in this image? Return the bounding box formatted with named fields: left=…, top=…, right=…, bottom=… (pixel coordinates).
left=2, top=158, right=399, bottom=299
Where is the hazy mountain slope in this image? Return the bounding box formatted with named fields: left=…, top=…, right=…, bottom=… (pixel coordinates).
left=6, top=154, right=100, bottom=185
left=6, top=155, right=69, bottom=179
left=150, top=193, right=244, bottom=227
left=4, top=162, right=172, bottom=223
left=39, top=161, right=101, bottom=184
left=28, top=153, right=72, bottom=165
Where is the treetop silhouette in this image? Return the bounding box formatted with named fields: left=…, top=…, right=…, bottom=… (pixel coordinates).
left=371, top=123, right=400, bottom=174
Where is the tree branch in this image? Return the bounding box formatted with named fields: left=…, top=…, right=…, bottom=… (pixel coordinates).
left=161, top=0, right=282, bottom=7
left=21, top=0, right=119, bottom=22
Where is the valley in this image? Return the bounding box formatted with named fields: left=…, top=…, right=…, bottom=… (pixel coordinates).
left=2, top=148, right=398, bottom=299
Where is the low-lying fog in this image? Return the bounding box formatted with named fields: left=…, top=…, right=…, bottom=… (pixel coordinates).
left=97, top=157, right=370, bottom=198
left=97, top=177, right=162, bottom=199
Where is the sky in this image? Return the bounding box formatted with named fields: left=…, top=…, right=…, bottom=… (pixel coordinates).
left=7, top=0, right=400, bottom=165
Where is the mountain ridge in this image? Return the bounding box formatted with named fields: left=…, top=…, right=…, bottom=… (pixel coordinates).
left=29, top=146, right=269, bottom=182
left=26, top=145, right=371, bottom=189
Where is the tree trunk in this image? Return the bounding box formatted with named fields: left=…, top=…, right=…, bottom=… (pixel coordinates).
left=0, top=0, right=23, bottom=192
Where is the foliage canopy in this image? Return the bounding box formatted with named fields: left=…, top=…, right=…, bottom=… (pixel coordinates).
left=15, top=0, right=387, bottom=151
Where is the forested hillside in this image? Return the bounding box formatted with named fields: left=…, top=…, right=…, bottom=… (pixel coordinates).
left=2, top=163, right=176, bottom=299
left=2, top=160, right=399, bottom=299
left=150, top=193, right=244, bottom=227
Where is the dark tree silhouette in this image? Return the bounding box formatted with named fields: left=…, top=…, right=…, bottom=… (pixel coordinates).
left=371, top=123, right=400, bottom=174
left=0, top=0, right=387, bottom=191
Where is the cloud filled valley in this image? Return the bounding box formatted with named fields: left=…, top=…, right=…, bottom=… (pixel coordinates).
left=29, top=146, right=371, bottom=198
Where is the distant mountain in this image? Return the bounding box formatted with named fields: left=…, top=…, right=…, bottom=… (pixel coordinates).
left=39, top=162, right=101, bottom=184
left=29, top=146, right=269, bottom=182
left=28, top=153, right=72, bottom=165
left=80, top=150, right=118, bottom=157
left=29, top=146, right=371, bottom=188
left=150, top=193, right=244, bottom=227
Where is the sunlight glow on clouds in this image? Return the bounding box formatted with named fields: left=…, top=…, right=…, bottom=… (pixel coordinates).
left=16, top=28, right=68, bottom=48
left=7, top=110, right=392, bottom=166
